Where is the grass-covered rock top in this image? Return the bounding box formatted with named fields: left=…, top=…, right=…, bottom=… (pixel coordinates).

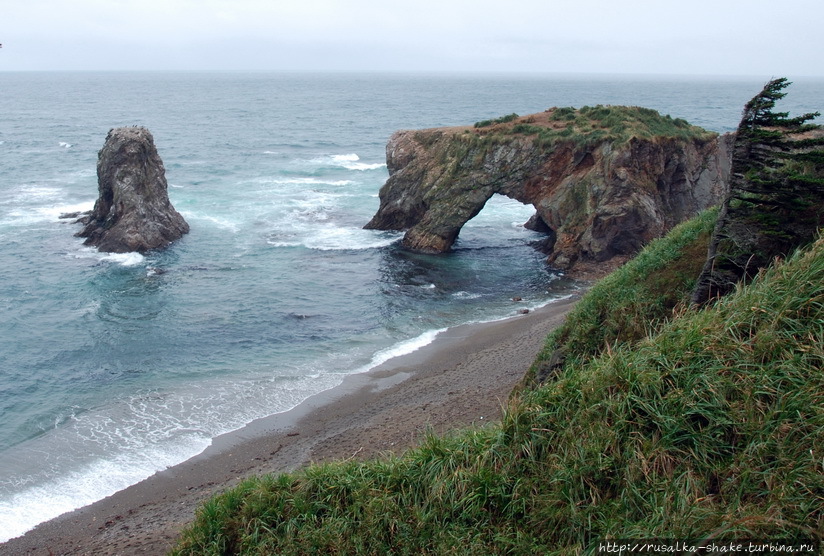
left=469, top=105, right=717, bottom=147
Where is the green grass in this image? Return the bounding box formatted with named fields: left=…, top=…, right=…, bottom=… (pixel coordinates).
left=472, top=106, right=715, bottom=149
left=172, top=213, right=823, bottom=555
left=474, top=113, right=520, bottom=128
left=529, top=207, right=718, bottom=382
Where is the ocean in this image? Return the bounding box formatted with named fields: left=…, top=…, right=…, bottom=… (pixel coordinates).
left=0, top=72, right=821, bottom=542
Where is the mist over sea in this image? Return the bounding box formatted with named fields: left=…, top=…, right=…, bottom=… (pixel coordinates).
left=1, top=72, right=821, bottom=541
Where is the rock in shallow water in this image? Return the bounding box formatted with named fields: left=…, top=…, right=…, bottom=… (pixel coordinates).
left=76, top=126, right=189, bottom=253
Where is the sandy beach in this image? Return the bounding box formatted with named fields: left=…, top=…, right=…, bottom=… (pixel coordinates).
left=1, top=296, right=578, bottom=555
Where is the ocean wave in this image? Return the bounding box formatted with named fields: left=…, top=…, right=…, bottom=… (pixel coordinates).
left=102, top=252, right=146, bottom=267
left=0, top=323, right=444, bottom=543
left=182, top=212, right=241, bottom=233
left=308, top=153, right=386, bottom=172
left=71, top=247, right=146, bottom=267
left=3, top=200, right=93, bottom=227
left=251, top=176, right=355, bottom=187
left=453, top=291, right=482, bottom=299
left=268, top=226, right=401, bottom=251
left=18, top=185, right=64, bottom=201
left=347, top=162, right=386, bottom=171
left=355, top=328, right=447, bottom=374
left=0, top=368, right=347, bottom=542
left=59, top=142, right=72, bottom=149
left=331, top=153, right=359, bottom=163
left=0, top=433, right=211, bottom=543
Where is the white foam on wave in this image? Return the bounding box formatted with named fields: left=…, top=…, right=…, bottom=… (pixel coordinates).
left=268, top=226, right=401, bottom=251
left=453, top=291, right=482, bottom=299
left=0, top=371, right=302, bottom=541
left=3, top=199, right=93, bottom=228
left=72, top=247, right=146, bottom=267
left=346, top=161, right=386, bottom=171
left=59, top=142, right=72, bottom=149
left=308, top=153, right=386, bottom=172
left=254, top=177, right=355, bottom=187
left=182, top=211, right=241, bottom=233
left=102, top=252, right=146, bottom=267
left=355, top=328, right=447, bottom=375
left=0, top=362, right=357, bottom=543
left=17, top=185, right=64, bottom=201
left=0, top=434, right=210, bottom=543
left=331, top=153, right=359, bottom=163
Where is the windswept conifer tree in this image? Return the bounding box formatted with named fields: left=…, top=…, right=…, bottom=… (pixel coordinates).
left=692, top=78, right=824, bottom=304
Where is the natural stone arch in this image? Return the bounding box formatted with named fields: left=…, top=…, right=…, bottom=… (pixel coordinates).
left=432, top=192, right=545, bottom=250
left=365, top=117, right=731, bottom=276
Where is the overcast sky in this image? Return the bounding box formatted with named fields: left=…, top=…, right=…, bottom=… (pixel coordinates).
left=2, top=0, right=823, bottom=76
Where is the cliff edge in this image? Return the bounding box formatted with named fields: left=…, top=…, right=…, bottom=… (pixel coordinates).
left=365, top=107, right=732, bottom=277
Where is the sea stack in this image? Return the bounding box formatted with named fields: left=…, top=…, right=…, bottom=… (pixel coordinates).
left=77, top=126, right=189, bottom=253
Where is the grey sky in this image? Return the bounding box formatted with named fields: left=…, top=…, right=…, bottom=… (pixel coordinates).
left=2, top=0, right=823, bottom=76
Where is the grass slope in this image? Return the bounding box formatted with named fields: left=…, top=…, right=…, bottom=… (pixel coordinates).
left=529, top=207, right=718, bottom=383
left=172, top=213, right=823, bottom=555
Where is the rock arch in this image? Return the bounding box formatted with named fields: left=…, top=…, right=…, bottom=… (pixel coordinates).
left=365, top=123, right=731, bottom=275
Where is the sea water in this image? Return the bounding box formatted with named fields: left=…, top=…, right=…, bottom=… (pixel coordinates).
left=0, top=72, right=821, bottom=542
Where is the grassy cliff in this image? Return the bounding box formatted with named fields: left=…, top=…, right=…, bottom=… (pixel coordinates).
left=172, top=210, right=823, bottom=555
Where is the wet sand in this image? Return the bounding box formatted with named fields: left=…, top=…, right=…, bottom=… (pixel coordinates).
left=1, top=296, right=578, bottom=555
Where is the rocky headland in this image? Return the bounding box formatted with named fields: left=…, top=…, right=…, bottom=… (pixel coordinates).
left=365, top=107, right=733, bottom=277
left=76, top=126, right=189, bottom=253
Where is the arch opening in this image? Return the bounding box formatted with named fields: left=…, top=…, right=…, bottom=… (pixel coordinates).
left=453, top=193, right=553, bottom=251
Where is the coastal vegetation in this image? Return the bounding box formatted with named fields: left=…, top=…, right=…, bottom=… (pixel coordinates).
left=470, top=105, right=716, bottom=148
left=692, top=77, right=824, bottom=304
left=528, top=207, right=718, bottom=383
left=474, top=112, right=520, bottom=128
left=171, top=214, right=823, bottom=554
left=172, top=81, right=822, bottom=554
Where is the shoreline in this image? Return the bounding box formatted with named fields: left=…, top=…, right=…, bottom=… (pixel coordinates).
left=1, top=296, right=578, bottom=556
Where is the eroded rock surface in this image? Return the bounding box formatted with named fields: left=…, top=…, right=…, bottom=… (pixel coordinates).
left=77, top=127, right=189, bottom=253
left=365, top=109, right=732, bottom=276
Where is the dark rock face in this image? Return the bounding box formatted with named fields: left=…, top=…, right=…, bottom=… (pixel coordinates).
left=365, top=119, right=732, bottom=276
left=77, top=127, right=189, bottom=253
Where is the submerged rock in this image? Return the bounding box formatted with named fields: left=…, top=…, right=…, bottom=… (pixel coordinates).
left=365, top=108, right=732, bottom=277
left=77, top=126, right=189, bottom=253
